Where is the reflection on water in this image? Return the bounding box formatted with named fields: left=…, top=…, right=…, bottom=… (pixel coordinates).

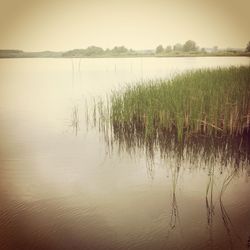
left=83, top=93, right=250, bottom=249
left=70, top=105, right=79, bottom=136
left=167, top=162, right=182, bottom=239
left=0, top=57, right=250, bottom=249
left=219, top=169, right=245, bottom=250
left=206, top=163, right=215, bottom=248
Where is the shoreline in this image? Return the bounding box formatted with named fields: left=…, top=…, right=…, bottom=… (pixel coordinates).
left=0, top=53, right=249, bottom=59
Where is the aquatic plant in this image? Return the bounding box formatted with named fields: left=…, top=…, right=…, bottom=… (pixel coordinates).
left=89, top=66, right=250, bottom=164
left=109, top=66, right=250, bottom=141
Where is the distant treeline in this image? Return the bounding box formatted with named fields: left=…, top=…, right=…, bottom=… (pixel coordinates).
left=154, top=40, right=250, bottom=56
left=62, top=46, right=137, bottom=57
left=0, top=50, right=62, bottom=58
left=0, top=41, right=250, bottom=58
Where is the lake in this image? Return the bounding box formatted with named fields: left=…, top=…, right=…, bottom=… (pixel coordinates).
left=0, top=57, right=250, bottom=249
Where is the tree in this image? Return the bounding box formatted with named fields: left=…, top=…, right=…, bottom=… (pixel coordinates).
left=111, top=46, right=128, bottom=54
left=173, top=43, right=183, bottom=51
left=246, top=41, right=250, bottom=52
left=85, top=46, right=104, bottom=56
left=183, top=40, right=198, bottom=52
left=212, top=46, right=218, bottom=52
left=156, top=45, right=164, bottom=54
left=165, top=45, right=172, bottom=53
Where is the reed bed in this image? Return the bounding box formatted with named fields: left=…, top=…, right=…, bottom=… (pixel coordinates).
left=109, top=66, right=250, bottom=141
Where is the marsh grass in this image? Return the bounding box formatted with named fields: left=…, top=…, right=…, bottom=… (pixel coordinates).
left=90, top=66, right=250, bottom=164
left=109, top=66, right=250, bottom=141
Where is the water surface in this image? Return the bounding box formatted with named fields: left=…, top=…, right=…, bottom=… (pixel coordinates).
left=0, top=57, right=250, bottom=249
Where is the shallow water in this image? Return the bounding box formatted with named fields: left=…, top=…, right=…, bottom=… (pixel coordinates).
left=0, top=57, right=250, bottom=249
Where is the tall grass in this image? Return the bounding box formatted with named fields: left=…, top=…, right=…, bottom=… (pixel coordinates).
left=110, top=66, right=250, bottom=141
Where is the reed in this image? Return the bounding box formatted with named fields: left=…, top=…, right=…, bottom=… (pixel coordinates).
left=109, top=66, right=250, bottom=141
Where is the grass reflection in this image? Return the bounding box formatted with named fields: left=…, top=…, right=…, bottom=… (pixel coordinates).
left=219, top=169, right=244, bottom=249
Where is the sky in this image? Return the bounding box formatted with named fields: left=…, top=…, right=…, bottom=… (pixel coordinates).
left=0, top=0, right=249, bottom=51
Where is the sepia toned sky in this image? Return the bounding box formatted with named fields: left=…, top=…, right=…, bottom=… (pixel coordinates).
left=0, top=0, right=249, bottom=51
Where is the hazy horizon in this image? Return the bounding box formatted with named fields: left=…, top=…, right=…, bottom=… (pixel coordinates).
left=0, top=0, right=249, bottom=51
left=0, top=43, right=248, bottom=52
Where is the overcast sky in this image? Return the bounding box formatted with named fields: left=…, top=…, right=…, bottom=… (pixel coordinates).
left=0, top=0, right=249, bottom=51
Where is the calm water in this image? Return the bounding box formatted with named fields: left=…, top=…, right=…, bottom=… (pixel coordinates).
left=0, top=57, right=250, bottom=250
